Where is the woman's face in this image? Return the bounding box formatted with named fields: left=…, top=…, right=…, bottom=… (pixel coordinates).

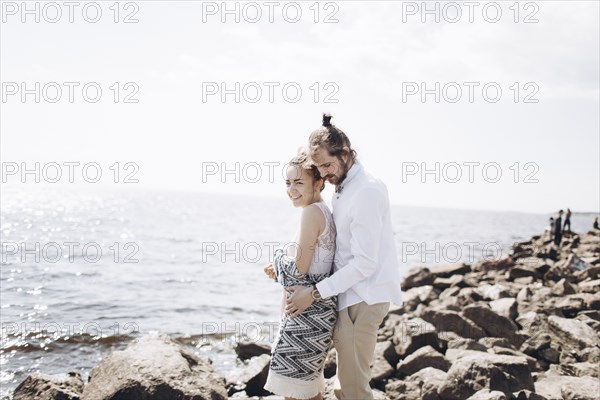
left=285, top=165, right=320, bottom=208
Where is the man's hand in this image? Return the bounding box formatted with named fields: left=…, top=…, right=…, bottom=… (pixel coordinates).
left=264, top=263, right=276, bottom=281
left=285, top=285, right=314, bottom=319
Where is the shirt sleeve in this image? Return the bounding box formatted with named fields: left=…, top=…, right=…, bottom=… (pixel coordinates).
left=316, top=187, right=385, bottom=298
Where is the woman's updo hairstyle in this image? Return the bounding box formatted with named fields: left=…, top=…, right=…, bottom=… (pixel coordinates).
left=308, top=113, right=357, bottom=161
left=289, top=149, right=325, bottom=192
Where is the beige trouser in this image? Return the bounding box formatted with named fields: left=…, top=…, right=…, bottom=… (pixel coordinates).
left=332, top=301, right=390, bottom=400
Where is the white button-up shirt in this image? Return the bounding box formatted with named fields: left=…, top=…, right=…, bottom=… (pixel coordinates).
left=316, top=162, right=403, bottom=311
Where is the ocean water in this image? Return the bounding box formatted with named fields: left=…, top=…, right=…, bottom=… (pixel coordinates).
left=0, top=185, right=597, bottom=398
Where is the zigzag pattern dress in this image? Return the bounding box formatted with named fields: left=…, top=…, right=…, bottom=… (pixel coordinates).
left=264, top=202, right=337, bottom=399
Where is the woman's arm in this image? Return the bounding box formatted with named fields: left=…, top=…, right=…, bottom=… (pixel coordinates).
left=294, top=204, right=325, bottom=275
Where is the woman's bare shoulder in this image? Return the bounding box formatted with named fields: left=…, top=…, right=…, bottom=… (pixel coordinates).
left=301, top=203, right=326, bottom=232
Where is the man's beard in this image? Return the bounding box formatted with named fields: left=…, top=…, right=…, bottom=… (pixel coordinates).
left=332, top=157, right=351, bottom=191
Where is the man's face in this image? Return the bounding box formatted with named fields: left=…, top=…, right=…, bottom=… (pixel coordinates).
left=311, top=147, right=349, bottom=186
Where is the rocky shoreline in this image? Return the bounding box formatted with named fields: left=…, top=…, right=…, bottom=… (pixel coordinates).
left=12, top=230, right=600, bottom=400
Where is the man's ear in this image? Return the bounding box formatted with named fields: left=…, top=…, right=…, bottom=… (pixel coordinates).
left=342, top=146, right=351, bottom=163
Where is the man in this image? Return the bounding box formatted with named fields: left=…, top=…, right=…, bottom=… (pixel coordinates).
left=286, top=114, right=403, bottom=400
left=554, top=209, right=563, bottom=246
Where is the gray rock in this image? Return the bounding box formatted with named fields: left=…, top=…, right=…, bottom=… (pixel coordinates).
left=447, top=338, right=488, bottom=352
left=323, top=348, right=337, bottom=378
left=519, top=333, right=551, bottom=357
left=488, top=347, right=538, bottom=372
left=564, top=253, right=593, bottom=272
left=490, top=298, right=518, bottom=321
left=385, top=379, right=425, bottom=400
left=508, top=266, right=540, bottom=281
left=81, top=332, right=227, bottom=400
left=429, top=263, right=471, bottom=279
left=477, top=257, right=515, bottom=273
left=396, top=345, right=450, bottom=376
left=462, top=304, right=521, bottom=346
left=402, top=266, right=435, bottom=289
left=516, top=286, right=532, bottom=302
left=227, top=353, right=270, bottom=397
left=457, top=287, right=486, bottom=307
left=535, top=373, right=600, bottom=400
left=479, top=337, right=516, bottom=350
left=570, top=362, right=599, bottom=378
left=445, top=348, right=493, bottom=362
left=547, top=315, right=600, bottom=350
left=376, top=340, right=400, bottom=368
left=421, top=309, right=486, bottom=340
left=438, top=353, right=534, bottom=400
left=14, top=372, right=84, bottom=400
left=466, top=389, right=508, bottom=400
left=433, top=275, right=466, bottom=290
left=537, top=347, right=560, bottom=364
left=406, top=367, right=447, bottom=400
left=392, top=317, right=440, bottom=358
left=580, top=346, right=600, bottom=364
left=551, top=278, right=576, bottom=296
left=234, top=340, right=271, bottom=360
left=407, top=285, right=440, bottom=304
left=510, top=389, right=549, bottom=400
left=371, top=341, right=395, bottom=383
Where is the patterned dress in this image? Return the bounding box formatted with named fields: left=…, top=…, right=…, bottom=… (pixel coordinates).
left=264, top=202, right=337, bottom=399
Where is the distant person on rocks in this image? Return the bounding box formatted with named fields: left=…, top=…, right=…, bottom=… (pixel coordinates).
left=563, top=208, right=572, bottom=234
left=594, top=217, right=599, bottom=230
left=548, top=217, right=555, bottom=241
left=554, top=210, right=563, bottom=246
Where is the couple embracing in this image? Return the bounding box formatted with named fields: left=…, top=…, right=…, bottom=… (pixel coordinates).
left=263, top=114, right=403, bottom=400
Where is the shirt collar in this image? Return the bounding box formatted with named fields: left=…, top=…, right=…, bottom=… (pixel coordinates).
left=335, top=161, right=362, bottom=193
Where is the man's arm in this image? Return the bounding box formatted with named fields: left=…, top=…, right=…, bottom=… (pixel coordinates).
left=316, top=187, right=385, bottom=298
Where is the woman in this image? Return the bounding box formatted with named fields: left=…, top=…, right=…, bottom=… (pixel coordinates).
left=263, top=150, right=337, bottom=400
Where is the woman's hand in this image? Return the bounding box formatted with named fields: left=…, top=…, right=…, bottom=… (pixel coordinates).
left=264, top=263, right=276, bottom=281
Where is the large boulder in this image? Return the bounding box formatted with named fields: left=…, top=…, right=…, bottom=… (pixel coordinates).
left=534, top=373, right=600, bottom=400
left=396, top=345, right=450, bottom=376
left=461, top=304, right=521, bottom=346
left=392, top=317, right=440, bottom=357
left=81, top=332, right=227, bottom=400
left=421, top=309, right=486, bottom=340
left=385, top=379, right=428, bottom=400
left=547, top=315, right=600, bottom=350
left=437, top=353, right=534, bottom=400
left=14, top=372, right=84, bottom=400
left=405, top=367, right=447, bottom=400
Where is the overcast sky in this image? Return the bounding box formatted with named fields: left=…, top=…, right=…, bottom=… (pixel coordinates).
left=1, top=1, right=598, bottom=213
